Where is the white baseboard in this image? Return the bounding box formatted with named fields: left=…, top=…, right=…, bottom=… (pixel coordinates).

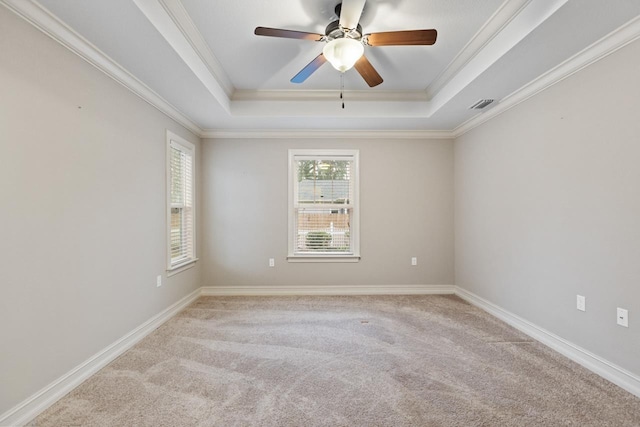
left=0, top=288, right=202, bottom=427
left=4, top=284, right=638, bottom=426
left=455, top=286, right=640, bottom=398
left=201, top=284, right=455, bottom=296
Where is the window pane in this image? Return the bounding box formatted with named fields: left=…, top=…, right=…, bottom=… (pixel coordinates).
left=170, top=207, right=184, bottom=260
left=297, top=160, right=352, bottom=204
left=289, top=150, right=358, bottom=259
left=170, top=148, right=185, bottom=205
left=168, top=137, right=195, bottom=268
left=295, top=208, right=351, bottom=253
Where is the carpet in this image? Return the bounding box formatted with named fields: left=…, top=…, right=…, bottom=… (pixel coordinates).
left=30, top=295, right=640, bottom=426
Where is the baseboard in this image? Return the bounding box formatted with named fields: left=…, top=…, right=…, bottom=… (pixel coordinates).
left=0, top=288, right=202, bottom=427
left=201, top=284, right=455, bottom=296
left=454, top=286, right=640, bottom=398
left=1, top=284, right=450, bottom=425
left=5, top=284, right=637, bottom=426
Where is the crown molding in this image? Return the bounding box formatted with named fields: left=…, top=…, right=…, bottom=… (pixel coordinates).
left=233, top=90, right=429, bottom=102
left=0, top=0, right=203, bottom=137
left=453, top=14, right=640, bottom=138
left=427, top=0, right=569, bottom=116
left=201, top=129, right=454, bottom=140
left=425, top=0, right=531, bottom=99
left=132, top=0, right=231, bottom=112
left=158, top=0, right=234, bottom=97
left=230, top=90, right=432, bottom=118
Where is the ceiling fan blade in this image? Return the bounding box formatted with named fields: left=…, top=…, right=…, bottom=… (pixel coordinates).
left=354, top=55, right=383, bottom=87
left=339, top=0, right=366, bottom=30
left=366, top=29, right=437, bottom=46
left=254, top=27, right=324, bottom=41
left=291, top=53, right=327, bottom=83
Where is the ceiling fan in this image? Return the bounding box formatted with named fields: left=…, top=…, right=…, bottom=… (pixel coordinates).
left=254, top=0, right=438, bottom=88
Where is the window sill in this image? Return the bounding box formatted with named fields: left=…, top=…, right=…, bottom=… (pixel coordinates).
left=287, top=255, right=360, bottom=263
left=167, top=258, right=199, bottom=277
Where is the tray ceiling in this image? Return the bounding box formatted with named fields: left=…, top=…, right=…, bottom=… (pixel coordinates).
left=4, top=0, right=640, bottom=135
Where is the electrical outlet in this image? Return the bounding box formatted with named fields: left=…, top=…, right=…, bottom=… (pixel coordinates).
left=156, top=275, right=162, bottom=288
left=617, top=308, right=628, bottom=327
left=269, top=258, right=275, bottom=267
left=411, top=257, right=417, bottom=266
left=576, top=295, right=585, bottom=312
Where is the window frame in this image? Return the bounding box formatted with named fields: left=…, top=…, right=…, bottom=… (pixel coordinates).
left=288, top=149, right=360, bottom=262
left=166, top=131, right=197, bottom=274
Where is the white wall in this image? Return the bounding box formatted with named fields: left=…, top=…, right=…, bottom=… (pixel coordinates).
left=202, top=138, right=454, bottom=288
left=455, top=39, right=640, bottom=376
left=0, top=8, right=202, bottom=414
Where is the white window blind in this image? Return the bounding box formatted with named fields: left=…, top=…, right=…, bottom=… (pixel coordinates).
left=167, top=133, right=196, bottom=270
left=289, top=150, right=359, bottom=260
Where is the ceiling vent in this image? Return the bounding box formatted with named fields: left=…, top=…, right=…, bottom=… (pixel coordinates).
left=469, top=99, right=494, bottom=110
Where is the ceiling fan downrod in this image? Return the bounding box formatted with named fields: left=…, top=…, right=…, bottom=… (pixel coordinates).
left=341, top=72, right=345, bottom=109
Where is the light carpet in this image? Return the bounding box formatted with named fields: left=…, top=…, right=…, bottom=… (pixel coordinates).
left=30, top=295, right=640, bottom=426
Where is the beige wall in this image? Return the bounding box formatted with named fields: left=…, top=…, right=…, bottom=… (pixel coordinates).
left=0, top=8, right=202, bottom=414
left=201, top=138, right=454, bottom=287
left=3, top=0, right=639, bottom=416
left=455, top=39, right=640, bottom=376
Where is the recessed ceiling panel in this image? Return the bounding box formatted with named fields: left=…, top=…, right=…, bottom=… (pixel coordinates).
left=181, top=0, right=504, bottom=91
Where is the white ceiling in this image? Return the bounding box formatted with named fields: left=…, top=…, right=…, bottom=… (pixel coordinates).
left=7, top=0, right=640, bottom=134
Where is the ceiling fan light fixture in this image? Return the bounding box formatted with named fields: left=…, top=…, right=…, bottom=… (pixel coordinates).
left=322, top=37, right=364, bottom=72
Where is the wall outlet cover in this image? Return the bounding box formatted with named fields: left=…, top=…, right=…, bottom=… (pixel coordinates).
left=576, top=295, right=585, bottom=312
left=617, top=307, right=629, bottom=327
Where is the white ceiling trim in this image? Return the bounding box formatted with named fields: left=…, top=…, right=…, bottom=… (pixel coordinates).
left=425, top=0, right=530, bottom=99
left=231, top=99, right=430, bottom=118
left=231, top=89, right=430, bottom=118
left=156, top=0, right=233, bottom=96
left=132, top=0, right=231, bottom=112
left=201, top=129, right=454, bottom=140
left=428, top=0, right=569, bottom=115
left=453, top=14, right=640, bottom=138
left=197, top=0, right=569, bottom=120
left=0, top=0, right=203, bottom=136
left=233, top=90, right=430, bottom=102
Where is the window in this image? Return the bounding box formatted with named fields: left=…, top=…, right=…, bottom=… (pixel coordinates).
left=167, top=131, right=196, bottom=272
left=288, top=149, right=360, bottom=261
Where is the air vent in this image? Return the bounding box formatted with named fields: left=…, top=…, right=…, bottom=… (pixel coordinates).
left=469, top=99, right=494, bottom=110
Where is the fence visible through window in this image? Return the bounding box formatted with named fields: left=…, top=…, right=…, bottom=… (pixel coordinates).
left=296, top=210, right=351, bottom=252
left=289, top=149, right=359, bottom=259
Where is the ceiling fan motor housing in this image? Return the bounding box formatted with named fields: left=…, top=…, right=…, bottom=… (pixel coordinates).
left=253, top=1, right=437, bottom=87
left=325, top=20, right=363, bottom=40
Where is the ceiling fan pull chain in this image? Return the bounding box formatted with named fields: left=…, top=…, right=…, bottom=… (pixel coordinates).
left=341, top=72, right=345, bottom=109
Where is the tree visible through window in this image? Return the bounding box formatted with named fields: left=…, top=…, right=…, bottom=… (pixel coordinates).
left=289, top=150, right=359, bottom=259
